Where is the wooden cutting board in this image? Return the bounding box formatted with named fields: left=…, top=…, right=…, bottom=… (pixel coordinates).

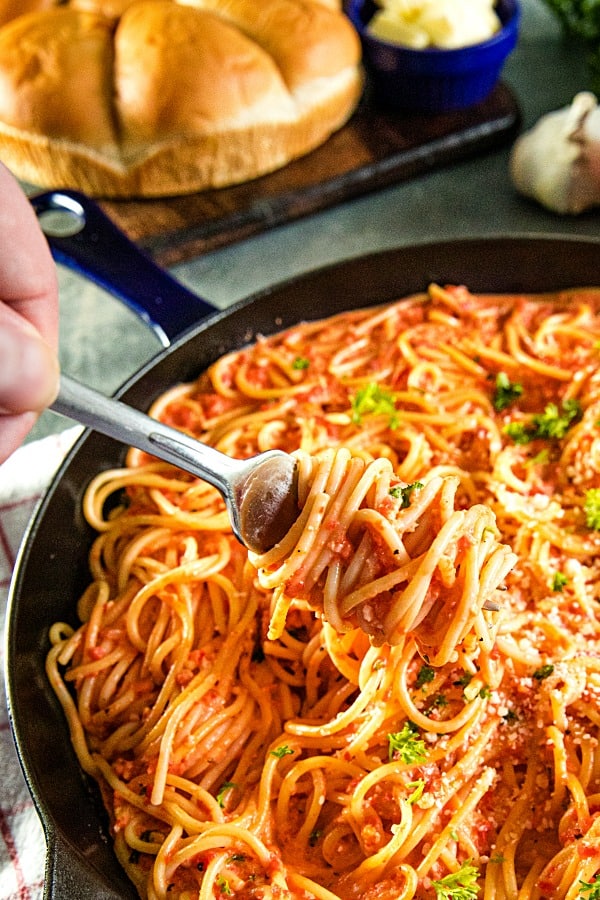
left=99, top=83, right=520, bottom=268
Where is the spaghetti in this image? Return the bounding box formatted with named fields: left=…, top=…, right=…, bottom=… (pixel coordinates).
left=47, top=284, right=600, bottom=900
left=252, top=448, right=515, bottom=663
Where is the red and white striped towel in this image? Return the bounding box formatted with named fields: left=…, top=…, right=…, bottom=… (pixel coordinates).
left=0, top=427, right=81, bottom=900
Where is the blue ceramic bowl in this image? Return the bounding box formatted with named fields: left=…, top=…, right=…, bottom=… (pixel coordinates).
left=346, top=0, right=520, bottom=113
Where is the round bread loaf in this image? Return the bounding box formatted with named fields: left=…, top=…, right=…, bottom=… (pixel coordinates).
left=0, top=0, right=56, bottom=27
left=0, top=0, right=362, bottom=196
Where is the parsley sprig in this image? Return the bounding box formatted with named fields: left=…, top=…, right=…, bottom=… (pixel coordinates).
left=431, top=862, right=481, bottom=900
left=387, top=722, right=427, bottom=764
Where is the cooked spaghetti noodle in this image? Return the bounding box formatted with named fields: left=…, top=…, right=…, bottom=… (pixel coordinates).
left=47, top=284, right=600, bottom=900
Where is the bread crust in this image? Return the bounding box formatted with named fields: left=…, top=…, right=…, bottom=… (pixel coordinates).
left=0, top=0, right=362, bottom=196
left=0, top=0, right=56, bottom=28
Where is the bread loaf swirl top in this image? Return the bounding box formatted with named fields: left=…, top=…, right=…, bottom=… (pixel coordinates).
left=0, top=0, right=362, bottom=196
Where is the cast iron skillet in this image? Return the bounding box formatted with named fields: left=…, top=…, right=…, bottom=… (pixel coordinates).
left=7, top=191, right=600, bottom=899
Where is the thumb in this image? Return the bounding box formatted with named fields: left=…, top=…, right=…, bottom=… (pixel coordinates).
left=0, top=310, right=60, bottom=415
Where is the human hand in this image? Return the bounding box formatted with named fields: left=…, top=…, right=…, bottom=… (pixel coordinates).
left=0, top=163, right=59, bottom=463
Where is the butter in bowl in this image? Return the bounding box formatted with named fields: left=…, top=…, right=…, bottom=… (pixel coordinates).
left=346, top=0, right=520, bottom=113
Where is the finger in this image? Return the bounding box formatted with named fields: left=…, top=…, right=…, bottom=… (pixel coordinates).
left=0, top=162, right=58, bottom=349
left=0, top=411, right=37, bottom=464
left=0, top=300, right=59, bottom=415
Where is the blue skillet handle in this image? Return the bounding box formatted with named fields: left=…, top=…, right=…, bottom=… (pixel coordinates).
left=30, top=189, right=218, bottom=347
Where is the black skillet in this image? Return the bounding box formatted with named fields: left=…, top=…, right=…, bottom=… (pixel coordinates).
left=6, top=190, right=600, bottom=899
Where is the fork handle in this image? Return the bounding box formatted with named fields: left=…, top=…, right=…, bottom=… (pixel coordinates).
left=52, top=374, right=245, bottom=536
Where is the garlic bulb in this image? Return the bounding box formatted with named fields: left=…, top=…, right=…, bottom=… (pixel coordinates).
left=509, top=92, right=600, bottom=214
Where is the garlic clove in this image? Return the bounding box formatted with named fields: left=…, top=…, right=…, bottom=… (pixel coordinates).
left=510, top=91, right=600, bottom=215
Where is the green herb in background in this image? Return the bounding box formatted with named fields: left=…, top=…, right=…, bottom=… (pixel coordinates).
left=542, top=0, right=600, bottom=91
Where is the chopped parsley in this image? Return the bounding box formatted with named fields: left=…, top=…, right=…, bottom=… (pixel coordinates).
left=527, top=448, right=549, bottom=467
left=140, top=829, right=158, bottom=842
left=270, top=745, right=294, bottom=759
left=579, top=881, right=600, bottom=900
left=453, top=672, right=488, bottom=701
left=351, top=383, right=399, bottom=429
left=503, top=422, right=532, bottom=445
left=292, top=356, right=310, bottom=370
left=406, top=779, right=425, bottom=804
left=309, top=829, right=322, bottom=846
left=551, top=571, right=568, bottom=592
left=216, top=781, right=237, bottom=807
left=504, top=399, right=582, bottom=444
left=454, top=672, right=473, bottom=688
left=493, top=372, right=523, bottom=411
left=390, top=481, right=424, bottom=508
left=387, top=722, right=427, bottom=764
left=415, top=664, right=435, bottom=689
left=216, top=875, right=232, bottom=895
left=533, top=664, right=554, bottom=681
left=426, top=693, right=449, bottom=711
left=584, top=487, right=600, bottom=530
left=431, top=862, right=481, bottom=900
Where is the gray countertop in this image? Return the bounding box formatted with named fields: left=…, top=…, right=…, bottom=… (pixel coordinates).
left=28, top=0, right=600, bottom=443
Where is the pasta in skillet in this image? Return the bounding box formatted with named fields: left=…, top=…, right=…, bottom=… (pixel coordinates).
left=47, top=283, right=600, bottom=900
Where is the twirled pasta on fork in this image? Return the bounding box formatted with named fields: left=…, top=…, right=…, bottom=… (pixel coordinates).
left=253, top=447, right=515, bottom=665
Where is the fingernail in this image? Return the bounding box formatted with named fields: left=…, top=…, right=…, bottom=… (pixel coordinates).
left=0, top=322, right=59, bottom=414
